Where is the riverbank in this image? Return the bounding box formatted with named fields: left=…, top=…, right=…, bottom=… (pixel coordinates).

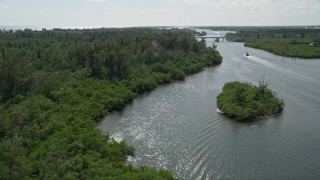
left=0, top=28, right=222, bottom=179
left=225, top=28, right=320, bottom=58
left=98, top=31, right=320, bottom=179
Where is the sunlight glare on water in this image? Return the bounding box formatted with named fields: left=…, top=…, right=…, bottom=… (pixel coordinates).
left=98, top=30, right=320, bottom=179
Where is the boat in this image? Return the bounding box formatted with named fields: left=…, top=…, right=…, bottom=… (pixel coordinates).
left=245, top=52, right=249, bottom=56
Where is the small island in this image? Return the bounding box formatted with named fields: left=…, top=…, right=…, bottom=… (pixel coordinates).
left=216, top=80, right=285, bottom=121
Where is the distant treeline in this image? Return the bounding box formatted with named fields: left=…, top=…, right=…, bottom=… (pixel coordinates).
left=0, top=28, right=222, bottom=179
left=196, top=26, right=320, bottom=32
left=224, top=28, right=320, bottom=58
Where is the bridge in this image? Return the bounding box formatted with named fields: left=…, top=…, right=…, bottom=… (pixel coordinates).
left=195, top=36, right=225, bottom=42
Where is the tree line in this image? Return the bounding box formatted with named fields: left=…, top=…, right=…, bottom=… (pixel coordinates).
left=225, top=28, right=320, bottom=58
left=0, top=27, right=222, bottom=179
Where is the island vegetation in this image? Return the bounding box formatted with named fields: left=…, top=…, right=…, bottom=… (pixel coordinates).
left=225, top=27, right=320, bottom=58
left=216, top=78, right=284, bottom=121
left=0, top=27, right=222, bottom=179
left=195, top=31, right=207, bottom=36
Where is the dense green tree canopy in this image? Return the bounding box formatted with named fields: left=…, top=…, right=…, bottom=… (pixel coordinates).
left=225, top=28, right=320, bottom=58
left=217, top=81, right=284, bottom=121
left=0, top=27, right=222, bottom=179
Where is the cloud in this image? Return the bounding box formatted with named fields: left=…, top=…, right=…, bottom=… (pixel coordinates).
left=171, top=0, right=210, bottom=5
left=151, top=7, right=179, bottom=15
left=23, top=9, right=51, bottom=15
left=87, top=0, right=107, bottom=3
left=166, top=0, right=320, bottom=26
left=0, top=3, right=10, bottom=13
left=130, top=8, right=144, bottom=14
left=117, top=5, right=124, bottom=9
left=170, top=0, right=320, bottom=11
left=170, top=0, right=222, bottom=6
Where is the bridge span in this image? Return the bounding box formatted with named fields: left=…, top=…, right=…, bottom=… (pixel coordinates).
left=195, top=36, right=225, bottom=42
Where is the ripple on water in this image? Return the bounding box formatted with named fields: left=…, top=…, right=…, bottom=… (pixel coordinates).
left=272, top=132, right=320, bottom=172
left=99, top=36, right=320, bottom=179
left=185, top=116, right=228, bottom=179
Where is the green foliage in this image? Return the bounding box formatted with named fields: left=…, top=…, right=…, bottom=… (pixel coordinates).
left=195, top=31, right=207, bottom=36
left=0, top=27, right=222, bottom=179
left=225, top=28, right=320, bottom=58
left=225, top=33, right=244, bottom=42
left=217, top=81, right=284, bottom=121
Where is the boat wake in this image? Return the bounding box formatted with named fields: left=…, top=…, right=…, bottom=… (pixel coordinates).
left=246, top=55, right=315, bottom=83
left=216, top=108, right=223, bottom=113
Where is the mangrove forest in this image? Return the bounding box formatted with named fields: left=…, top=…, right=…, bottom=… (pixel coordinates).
left=216, top=79, right=285, bottom=121
left=0, top=27, right=222, bottom=179
left=225, top=27, right=320, bottom=58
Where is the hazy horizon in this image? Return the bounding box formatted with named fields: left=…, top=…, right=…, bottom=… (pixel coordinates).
left=1, top=0, right=320, bottom=28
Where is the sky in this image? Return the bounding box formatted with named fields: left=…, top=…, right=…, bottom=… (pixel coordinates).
left=0, top=0, right=319, bottom=28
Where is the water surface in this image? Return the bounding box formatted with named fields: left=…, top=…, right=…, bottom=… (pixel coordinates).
left=98, top=30, right=320, bottom=179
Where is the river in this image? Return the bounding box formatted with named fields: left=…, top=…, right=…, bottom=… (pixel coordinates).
left=97, top=30, right=320, bottom=179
